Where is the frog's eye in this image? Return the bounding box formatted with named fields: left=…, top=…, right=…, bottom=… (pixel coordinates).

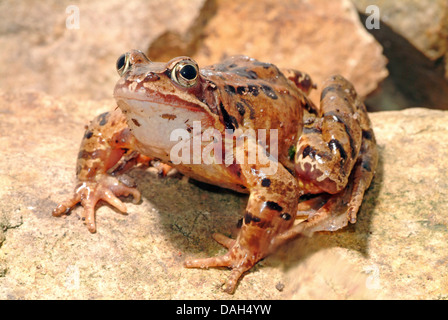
left=171, top=60, right=199, bottom=87
left=116, top=53, right=130, bottom=76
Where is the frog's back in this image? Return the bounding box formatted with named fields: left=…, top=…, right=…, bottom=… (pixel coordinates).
left=202, top=55, right=315, bottom=170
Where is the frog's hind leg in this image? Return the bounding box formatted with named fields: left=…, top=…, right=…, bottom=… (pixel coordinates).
left=273, top=77, right=378, bottom=244
left=294, top=74, right=377, bottom=224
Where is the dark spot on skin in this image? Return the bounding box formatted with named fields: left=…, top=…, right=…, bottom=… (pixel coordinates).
left=362, top=129, right=373, bottom=140
left=244, top=212, right=261, bottom=224
left=265, top=201, right=283, bottom=212
left=324, top=111, right=357, bottom=158
left=228, top=63, right=237, bottom=68
left=328, top=139, right=347, bottom=162
left=241, top=99, right=256, bottom=119
left=224, top=85, right=236, bottom=95
left=280, top=213, right=292, bottom=221
left=261, top=178, right=271, bottom=187
left=84, top=130, right=93, bottom=139
left=247, top=84, right=259, bottom=96
left=236, top=102, right=246, bottom=116
left=232, top=67, right=258, bottom=79
left=304, top=99, right=318, bottom=115
left=163, top=69, right=172, bottom=78
left=98, top=112, right=109, bottom=126
left=219, top=102, right=238, bottom=130
left=302, top=145, right=316, bottom=159
left=161, top=114, right=177, bottom=120
left=261, top=84, right=278, bottom=100
left=131, top=118, right=141, bottom=127
left=237, top=86, right=247, bottom=95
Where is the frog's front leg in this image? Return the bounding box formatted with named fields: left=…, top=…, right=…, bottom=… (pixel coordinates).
left=53, top=109, right=146, bottom=232
left=185, top=140, right=299, bottom=293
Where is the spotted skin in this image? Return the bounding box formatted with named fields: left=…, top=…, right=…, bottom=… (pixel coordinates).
left=53, top=50, right=377, bottom=293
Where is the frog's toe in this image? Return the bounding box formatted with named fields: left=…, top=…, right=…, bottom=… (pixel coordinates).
left=52, top=193, right=82, bottom=217
left=185, top=245, right=257, bottom=294
left=53, top=175, right=141, bottom=233
left=184, top=253, right=232, bottom=269
left=184, top=254, right=247, bottom=294
left=212, top=233, right=236, bottom=249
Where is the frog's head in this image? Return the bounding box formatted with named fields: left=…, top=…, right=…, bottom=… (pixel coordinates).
left=113, top=50, right=219, bottom=160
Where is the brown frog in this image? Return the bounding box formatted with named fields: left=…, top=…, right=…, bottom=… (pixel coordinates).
left=53, top=50, right=378, bottom=293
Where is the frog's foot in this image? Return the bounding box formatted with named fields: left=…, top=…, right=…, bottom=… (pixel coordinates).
left=184, top=238, right=257, bottom=294
left=52, top=175, right=140, bottom=233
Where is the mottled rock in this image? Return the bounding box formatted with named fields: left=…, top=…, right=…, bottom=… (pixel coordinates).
left=149, top=0, right=388, bottom=104
left=0, top=0, right=387, bottom=106
left=353, top=0, right=448, bottom=85
left=0, top=91, right=447, bottom=299
left=352, top=0, right=448, bottom=62
left=0, top=0, right=206, bottom=100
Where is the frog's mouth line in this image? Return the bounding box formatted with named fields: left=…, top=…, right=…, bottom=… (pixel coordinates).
left=115, top=96, right=205, bottom=114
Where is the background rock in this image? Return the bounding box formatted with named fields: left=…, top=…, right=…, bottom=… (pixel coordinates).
left=0, top=92, right=447, bottom=299
left=0, top=0, right=387, bottom=106
left=149, top=0, right=388, bottom=104
left=0, top=0, right=206, bottom=100
left=352, top=0, right=448, bottom=110
left=352, top=0, right=448, bottom=62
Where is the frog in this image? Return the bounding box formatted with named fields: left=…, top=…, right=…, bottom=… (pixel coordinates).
left=53, top=50, right=378, bottom=294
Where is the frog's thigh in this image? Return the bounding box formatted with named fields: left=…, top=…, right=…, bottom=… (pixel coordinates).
left=295, top=75, right=363, bottom=195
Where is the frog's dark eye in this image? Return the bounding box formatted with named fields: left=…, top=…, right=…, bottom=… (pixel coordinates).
left=180, top=64, right=197, bottom=80
left=116, top=53, right=130, bottom=76
left=171, top=60, right=199, bottom=87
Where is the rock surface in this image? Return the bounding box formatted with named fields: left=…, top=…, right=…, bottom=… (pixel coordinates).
left=1, top=91, right=447, bottom=299
left=352, top=0, right=448, bottom=63
left=0, top=0, right=387, bottom=106
left=352, top=0, right=448, bottom=110
left=0, top=0, right=206, bottom=100
left=149, top=0, right=388, bottom=104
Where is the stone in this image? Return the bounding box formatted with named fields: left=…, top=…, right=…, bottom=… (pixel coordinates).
left=0, top=0, right=206, bottom=100
left=1, top=91, right=447, bottom=299
left=148, top=0, right=388, bottom=104
left=352, top=0, right=448, bottom=85
left=0, top=0, right=387, bottom=106
left=352, top=0, right=448, bottom=62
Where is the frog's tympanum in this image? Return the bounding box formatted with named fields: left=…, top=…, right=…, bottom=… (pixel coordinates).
left=53, top=50, right=378, bottom=293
